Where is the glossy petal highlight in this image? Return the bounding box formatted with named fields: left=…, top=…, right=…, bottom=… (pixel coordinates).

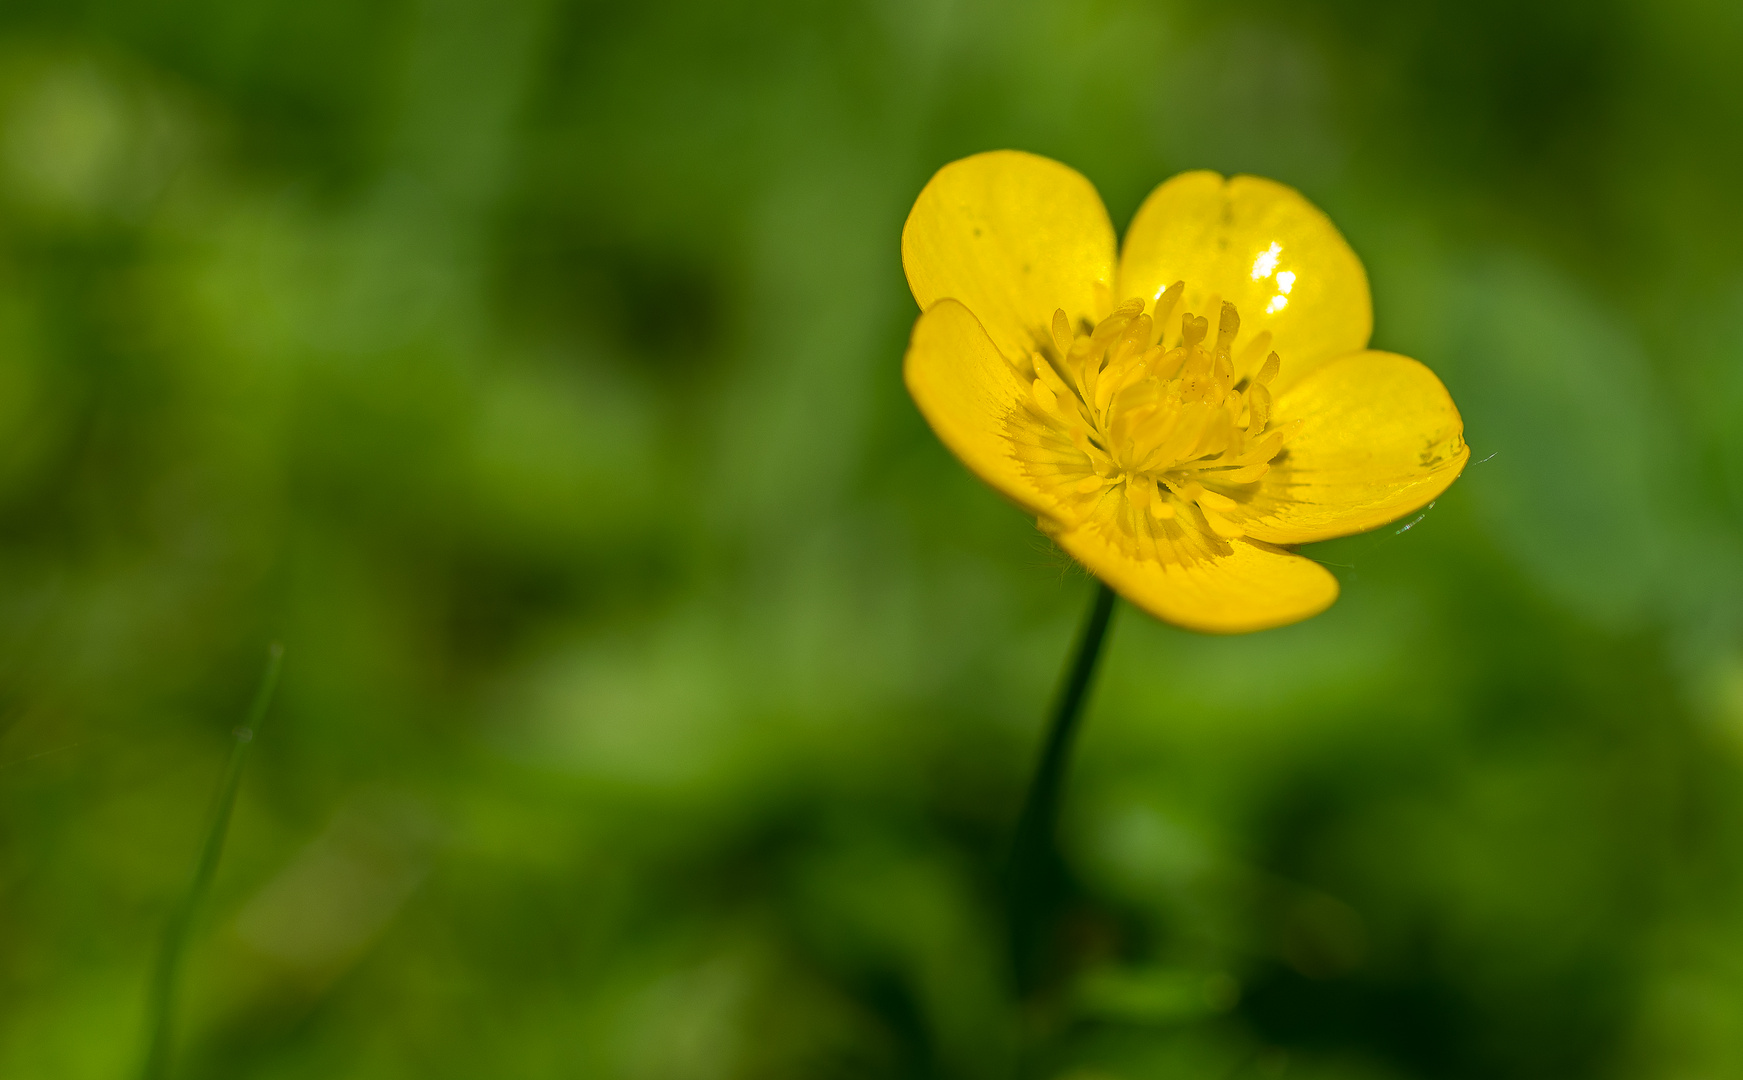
left=1237, top=351, right=1469, bottom=545
left=904, top=298, right=1053, bottom=516
left=1117, top=171, right=1370, bottom=388
left=1055, top=523, right=1339, bottom=633
left=903, top=150, right=1116, bottom=361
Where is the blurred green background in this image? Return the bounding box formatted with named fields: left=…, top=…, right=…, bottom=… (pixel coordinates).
left=4, top=0, right=1743, bottom=1077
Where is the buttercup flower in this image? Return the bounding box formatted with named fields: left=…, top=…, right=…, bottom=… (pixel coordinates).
left=902, top=152, right=1467, bottom=632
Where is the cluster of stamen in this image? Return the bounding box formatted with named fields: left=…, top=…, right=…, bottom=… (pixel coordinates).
left=1009, top=282, right=1301, bottom=550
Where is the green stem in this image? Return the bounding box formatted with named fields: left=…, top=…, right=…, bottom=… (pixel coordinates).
left=1008, top=581, right=1117, bottom=994
left=140, top=643, right=283, bottom=1080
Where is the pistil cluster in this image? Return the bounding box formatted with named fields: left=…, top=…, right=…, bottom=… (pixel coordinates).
left=1009, top=284, right=1301, bottom=552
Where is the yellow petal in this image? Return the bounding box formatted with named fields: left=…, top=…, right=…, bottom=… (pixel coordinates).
left=904, top=298, right=1057, bottom=516
left=1116, top=171, right=1370, bottom=389
left=903, top=151, right=1116, bottom=361
left=1237, top=350, right=1468, bottom=545
left=1054, top=522, right=1338, bottom=633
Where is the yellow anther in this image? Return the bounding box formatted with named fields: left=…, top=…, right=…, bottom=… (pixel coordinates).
left=1181, top=313, right=1209, bottom=348
left=1152, top=281, right=1184, bottom=340
left=1246, top=383, right=1272, bottom=432
left=1215, top=301, right=1240, bottom=356
left=1095, top=350, right=1136, bottom=418
left=1051, top=308, right=1073, bottom=358
left=1034, top=351, right=1077, bottom=404
left=1254, top=350, right=1281, bottom=386
left=1211, top=351, right=1235, bottom=399
left=1010, top=294, right=1302, bottom=555
left=1117, top=313, right=1152, bottom=359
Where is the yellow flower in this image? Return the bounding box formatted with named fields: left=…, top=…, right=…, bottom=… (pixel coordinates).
left=901, top=151, right=1468, bottom=633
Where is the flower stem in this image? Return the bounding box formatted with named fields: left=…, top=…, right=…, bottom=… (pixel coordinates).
left=1007, top=581, right=1117, bottom=995
left=140, top=643, right=284, bottom=1080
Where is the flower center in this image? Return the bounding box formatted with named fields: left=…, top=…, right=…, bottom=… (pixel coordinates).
left=1008, top=283, right=1302, bottom=545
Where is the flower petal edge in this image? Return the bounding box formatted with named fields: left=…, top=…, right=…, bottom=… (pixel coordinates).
left=1117, top=171, right=1371, bottom=388
left=904, top=297, right=1055, bottom=516
left=903, top=150, right=1116, bottom=361
left=1238, top=349, right=1469, bottom=545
